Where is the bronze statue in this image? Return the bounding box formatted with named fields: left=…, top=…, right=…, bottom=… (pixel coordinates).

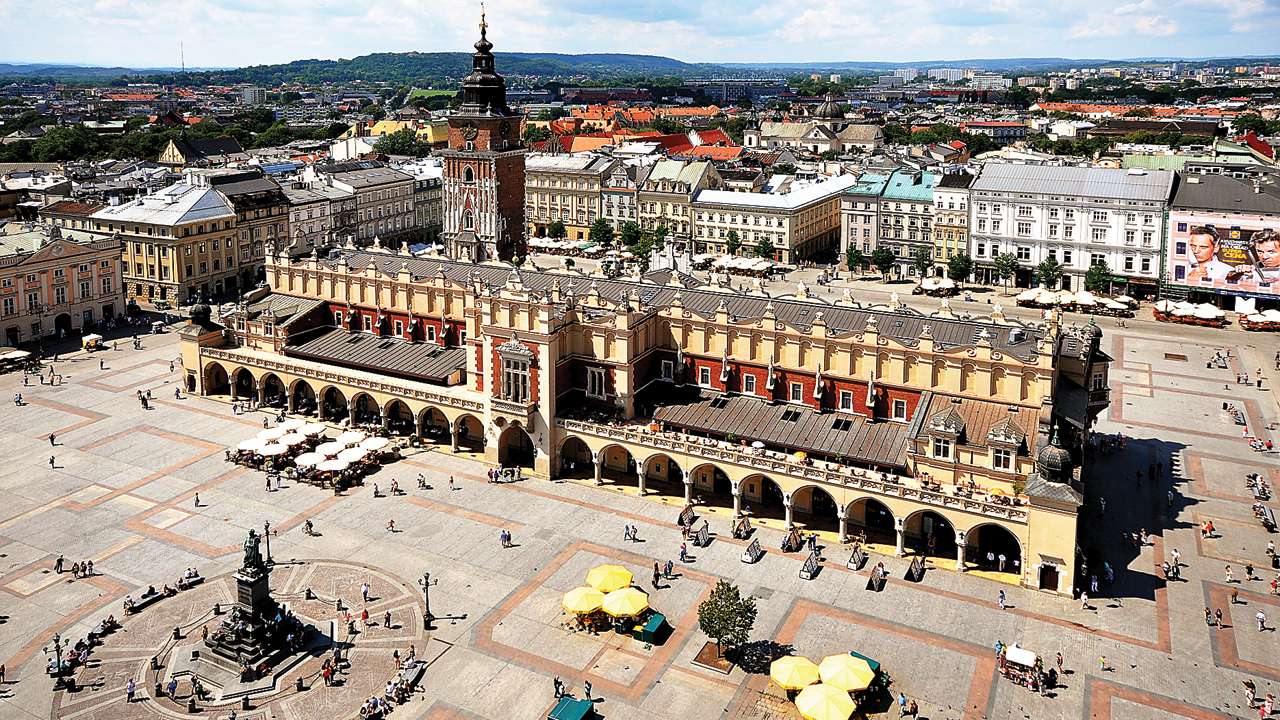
left=243, top=529, right=264, bottom=570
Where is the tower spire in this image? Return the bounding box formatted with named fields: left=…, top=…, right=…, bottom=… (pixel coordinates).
left=479, top=2, right=487, bottom=40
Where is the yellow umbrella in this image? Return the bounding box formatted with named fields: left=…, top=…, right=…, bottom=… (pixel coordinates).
left=818, top=654, right=875, bottom=693
left=988, top=487, right=1008, bottom=496
left=562, top=586, right=604, bottom=615
left=601, top=587, right=649, bottom=618
left=770, top=655, right=819, bottom=691
left=795, top=683, right=856, bottom=720
left=586, top=564, right=633, bottom=593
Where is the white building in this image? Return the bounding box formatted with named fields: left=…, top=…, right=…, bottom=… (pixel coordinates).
left=692, top=174, right=858, bottom=263
left=928, top=68, right=967, bottom=82
left=968, top=164, right=1174, bottom=292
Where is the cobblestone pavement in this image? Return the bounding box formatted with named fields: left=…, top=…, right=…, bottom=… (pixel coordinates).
left=0, top=322, right=1279, bottom=719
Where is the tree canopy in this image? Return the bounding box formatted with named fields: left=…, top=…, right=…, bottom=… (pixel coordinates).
left=697, top=580, right=757, bottom=656
left=870, top=246, right=896, bottom=280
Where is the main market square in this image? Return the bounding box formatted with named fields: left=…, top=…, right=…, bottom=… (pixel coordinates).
left=3, top=25, right=1280, bottom=720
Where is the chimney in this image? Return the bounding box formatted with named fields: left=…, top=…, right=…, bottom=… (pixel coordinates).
left=1254, top=178, right=1263, bottom=194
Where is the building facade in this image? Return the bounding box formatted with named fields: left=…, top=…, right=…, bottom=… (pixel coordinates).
left=600, top=161, right=646, bottom=232
left=524, top=154, right=615, bottom=241
left=90, top=175, right=240, bottom=303
left=933, top=171, right=973, bottom=275
left=0, top=224, right=123, bottom=346
left=1163, top=173, right=1280, bottom=301
left=637, top=159, right=722, bottom=244
left=692, top=175, right=858, bottom=263
left=879, top=170, right=939, bottom=277
left=839, top=173, right=890, bottom=264
left=969, top=164, right=1174, bottom=292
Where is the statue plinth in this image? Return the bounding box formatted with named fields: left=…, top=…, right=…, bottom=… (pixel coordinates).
left=202, top=530, right=296, bottom=680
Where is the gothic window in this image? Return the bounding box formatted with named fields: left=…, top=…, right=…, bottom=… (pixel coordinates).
left=463, top=166, right=475, bottom=183
left=502, top=358, right=530, bottom=403
left=462, top=211, right=475, bottom=231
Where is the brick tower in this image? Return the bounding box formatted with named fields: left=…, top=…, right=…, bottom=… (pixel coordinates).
left=441, top=9, right=526, bottom=262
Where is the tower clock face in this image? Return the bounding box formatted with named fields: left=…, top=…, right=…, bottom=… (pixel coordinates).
left=462, top=123, right=478, bottom=141
left=499, top=120, right=511, bottom=138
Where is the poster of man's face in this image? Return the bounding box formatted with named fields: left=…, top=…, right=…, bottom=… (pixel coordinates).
left=1174, top=221, right=1280, bottom=293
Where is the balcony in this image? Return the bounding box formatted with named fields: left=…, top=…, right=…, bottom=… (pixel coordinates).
left=1088, top=387, right=1111, bottom=406
left=556, top=418, right=1028, bottom=523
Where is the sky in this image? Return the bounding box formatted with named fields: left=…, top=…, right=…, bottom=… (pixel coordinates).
left=3, top=0, right=1279, bottom=68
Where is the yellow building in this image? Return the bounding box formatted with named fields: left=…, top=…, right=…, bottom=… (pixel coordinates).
left=183, top=246, right=1109, bottom=597
left=91, top=174, right=241, bottom=303
left=524, top=154, right=615, bottom=241
left=933, top=171, right=973, bottom=276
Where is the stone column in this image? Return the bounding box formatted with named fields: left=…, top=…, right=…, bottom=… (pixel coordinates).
left=450, top=420, right=459, bottom=453
left=593, top=452, right=603, bottom=486
left=683, top=480, right=693, bottom=503
left=838, top=514, right=848, bottom=545
left=732, top=487, right=742, bottom=519
left=636, top=469, right=647, bottom=496
left=955, top=530, right=967, bottom=573
left=784, top=494, right=794, bottom=530
left=895, top=518, right=905, bottom=557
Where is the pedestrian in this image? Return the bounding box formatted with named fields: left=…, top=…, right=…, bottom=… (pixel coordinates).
left=1216, top=608, right=1224, bottom=627
left=1090, top=574, right=1099, bottom=594
left=166, top=677, right=177, bottom=700
left=679, top=542, right=688, bottom=563
left=1171, top=548, right=1180, bottom=566
left=652, top=569, right=660, bottom=588
left=553, top=676, right=563, bottom=698
left=998, top=589, right=1006, bottom=610
left=54, top=555, right=63, bottom=573
left=263, top=417, right=269, bottom=428
left=99, top=359, right=104, bottom=370
left=362, top=582, right=370, bottom=603
left=1055, top=651, right=1064, bottom=675
left=1233, top=587, right=1240, bottom=605
left=126, top=677, right=135, bottom=702
left=194, top=492, right=200, bottom=507
left=386, top=518, right=395, bottom=532
left=1081, top=591, right=1090, bottom=610
left=1227, top=566, right=1236, bottom=583
left=664, top=559, right=674, bottom=579
left=384, top=610, right=392, bottom=629
left=448, top=475, right=455, bottom=491
left=1099, top=656, right=1110, bottom=672
left=266, top=477, right=272, bottom=492
left=169, top=361, right=174, bottom=372
left=898, top=692, right=907, bottom=716
left=583, top=681, right=592, bottom=701
left=48, top=455, right=54, bottom=469
left=998, top=553, right=1007, bottom=572
left=361, top=608, right=370, bottom=627
left=1258, top=610, right=1269, bottom=632
left=1245, top=679, right=1258, bottom=707
left=1247, top=563, right=1256, bottom=581
left=1206, top=607, right=1215, bottom=626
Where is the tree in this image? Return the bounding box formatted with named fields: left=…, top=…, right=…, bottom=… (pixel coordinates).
left=547, top=221, right=567, bottom=240
left=846, top=246, right=865, bottom=272
left=651, top=225, right=668, bottom=251
left=697, top=580, right=757, bottom=657
left=911, top=246, right=933, bottom=279
left=726, top=230, right=741, bottom=255
left=372, top=128, right=429, bottom=157
left=870, top=246, right=896, bottom=281
left=947, top=252, right=974, bottom=285
left=523, top=125, right=551, bottom=143
left=1035, top=257, right=1064, bottom=288
left=754, top=237, right=772, bottom=259
left=588, top=218, right=614, bottom=249
left=1084, top=260, right=1112, bottom=293
left=993, top=252, right=1020, bottom=294
left=619, top=221, right=642, bottom=249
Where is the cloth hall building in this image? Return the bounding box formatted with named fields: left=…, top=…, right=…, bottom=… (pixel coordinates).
left=178, top=21, right=1109, bottom=599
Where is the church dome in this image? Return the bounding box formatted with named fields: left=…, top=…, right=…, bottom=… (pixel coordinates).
left=813, top=92, right=845, bottom=120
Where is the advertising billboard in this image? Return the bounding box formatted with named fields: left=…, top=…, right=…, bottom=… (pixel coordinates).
left=1168, top=217, right=1280, bottom=296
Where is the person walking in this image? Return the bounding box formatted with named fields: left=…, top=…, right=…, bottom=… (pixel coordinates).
left=664, top=559, right=674, bottom=579
left=1206, top=607, right=1215, bottom=626
left=1233, top=587, right=1241, bottom=605
left=1258, top=610, right=1269, bottom=632
left=1247, top=563, right=1256, bottom=581
left=1227, top=565, right=1236, bottom=584
left=361, top=582, right=370, bottom=604
left=48, top=433, right=55, bottom=446
left=1099, top=656, right=1110, bottom=672
left=54, top=555, right=63, bottom=574
left=386, top=518, right=395, bottom=532
left=1216, top=608, right=1224, bottom=627
left=360, top=608, right=370, bottom=627
left=448, top=475, right=455, bottom=491
left=1171, top=548, right=1180, bottom=566
left=125, top=677, right=135, bottom=703
left=679, top=542, right=688, bottom=563
left=384, top=610, right=392, bottom=629
left=193, top=492, right=200, bottom=507
left=583, top=681, right=592, bottom=701
left=1055, top=651, right=1064, bottom=676
left=998, top=590, right=1006, bottom=610
left=48, top=455, right=54, bottom=469
left=1081, top=591, right=1090, bottom=610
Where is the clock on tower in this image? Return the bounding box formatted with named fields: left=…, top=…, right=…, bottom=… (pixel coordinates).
left=441, top=8, right=527, bottom=263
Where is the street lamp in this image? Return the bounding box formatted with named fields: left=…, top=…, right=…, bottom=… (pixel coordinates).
left=43, top=633, right=63, bottom=689
left=263, top=521, right=272, bottom=566
left=418, top=571, right=437, bottom=630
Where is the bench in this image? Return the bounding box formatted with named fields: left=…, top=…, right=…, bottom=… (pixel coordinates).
left=178, top=574, right=204, bottom=590
left=129, top=591, right=164, bottom=614
left=1259, top=506, right=1277, bottom=532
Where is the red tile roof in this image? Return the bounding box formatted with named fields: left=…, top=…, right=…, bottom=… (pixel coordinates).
left=1237, top=130, right=1276, bottom=159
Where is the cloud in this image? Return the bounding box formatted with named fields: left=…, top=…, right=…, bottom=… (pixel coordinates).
left=0, top=0, right=1276, bottom=67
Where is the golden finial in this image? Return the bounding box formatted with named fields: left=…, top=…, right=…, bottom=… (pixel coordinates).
left=480, top=2, right=488, bottom=37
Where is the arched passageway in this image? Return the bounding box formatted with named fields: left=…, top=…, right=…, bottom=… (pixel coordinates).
left=232, top=368, right=255, bottom=399
left=204, top=363, right=229, bottom=396
left=904, top=510, right=956, bottom=560
left=260, top=374, right=286, bottom=408
left=790, top=485, right=839, bottom=532
left=498, top=424, right=535, bottom=469
left=844, top=498, right=896, bottom=547
left=351, top=393, right=380, bottom=426
left=454, top=414, right=484, bottom=453
left=557, top=436, right=594, bottom=479
left=966, top=524, right=1022, bottom=574
left=320, top=387, right=348, bottom=422
left=384, top=400, right=414, bottom=435
left=291, top=380, right=316, bottom=415
left=418, top=407, right=451, bottom=447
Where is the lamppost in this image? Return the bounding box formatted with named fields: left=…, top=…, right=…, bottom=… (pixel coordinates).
left=263, top=521, right=272, bottom=566
left=43, top=633, right=63, bottom=689
left=418, top=571, right=437, bottom=630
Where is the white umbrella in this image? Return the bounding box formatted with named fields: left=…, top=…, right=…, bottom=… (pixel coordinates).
left=1074, top=294, right=1097, bottom=306
left=1055, top=290, right=1076, bottom=305
left=937, top=277, right=956, bottom=289
left=237, top=438, right=266, bottom=452
left=294, top=452, right=325, bottom=467
left=1103, top=299, right=1127, bottom=310
left=1248, top=313, right=1268, bottom=322
left=1016, top=289, right=1039, bottom=302
left=1115, top=294, right=1136, bottom=306
left=278, top=433, right=307, bottom=446
left=301, top=423, right=327, bottom=437
left=259, top=443, right=288, bottom=456
left=920, top=277, right=938, bottom=290
left=1153, top=299, right=1175, bottom=312
left=337, top=430, right=367, bottom=446
left=1262, top=309, right=1280, bottom=321
left=337, top=447, right=369, bottom=463
left=279, top=419, right=305, bottom=432
left=258, top=427, right=287, bottom=441
left=1172, top=306, right=1194, bottom=316
left=359, top=436, right=390, bottom=451
left=316, top=459, right=349, bottom=473
left=1194, top=304, right=1223, bottom=319
left=751, top=441, right=766, bottom=449
left=316, top=441, right=345, bottom=457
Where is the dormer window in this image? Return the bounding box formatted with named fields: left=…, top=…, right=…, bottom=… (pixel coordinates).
left=932, top=437, right=952, bottom=459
